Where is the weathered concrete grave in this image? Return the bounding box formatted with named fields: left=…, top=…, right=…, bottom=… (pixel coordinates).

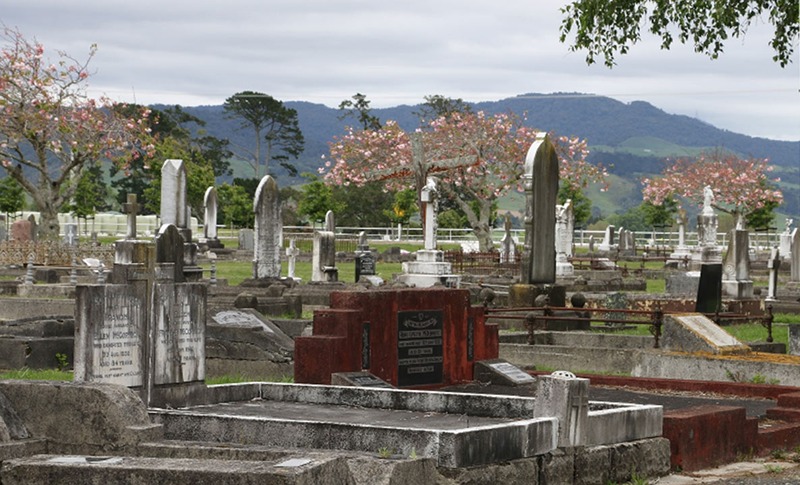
left=661, top=313, right=751, bottom=355
left=206, top=308, right=294, bottom=379
left=294, top=288, right=499, bottom=388
left=74, top=222, right=207, bottom=407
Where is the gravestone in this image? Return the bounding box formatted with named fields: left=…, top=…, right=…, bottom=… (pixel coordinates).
left=312, top=210, right=338, bottom=282
left=695, top=263, right=722, bottom=314
left=668, top=210, right=691, bottom=265
left=201, top=186, right=223, bottom=249
left=285, top=238, right=300, bottom=281
left=238, top=229, right=254, bottom=251
left=766, top=247, right=780, bottom=302
left=534, top=372, right=589, bottom=447
left=0, top=215, right=6, bottom=241
left=779, top=220, right=793, bottom=262
left=555, top=200, right=574, bottom=277
left=208, top=308, right=295, bottom=363
left=693, top=186, right=721, bottom=267
left=27, top=215, right=37, bottom=241
left=160, top=160, right=188, bottom=233
left=597, top=225, right=615, bottom=253
left=74, top=222, right=207, bottom=407
left=474, top=359, right=536, bottom=387
left=253, top=175, right=282, bottom=279
left=792, top=228, right=800, bottom=282
left=63, top=223, right=78, bottom=246
left=294, top=288, right=499, bottom=388
left=521, top=133, right=558, bottom=284
left=354, top=232, right=377, bottom=283
left=330, top=371, right=394, bottom=389
left=10, top=220, right=33, bottom=242
left=499, top=214, right=517, bottom=264
left=721, top=228, right=753, bottom=298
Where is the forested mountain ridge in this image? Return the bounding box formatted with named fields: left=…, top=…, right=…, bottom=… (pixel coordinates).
left=161, top=93, right=799, bottom=216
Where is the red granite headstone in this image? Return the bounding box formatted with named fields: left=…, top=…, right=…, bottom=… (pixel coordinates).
left=294, top=288, right=499, bottom=389
left=10, top=220, right=33, bottom=242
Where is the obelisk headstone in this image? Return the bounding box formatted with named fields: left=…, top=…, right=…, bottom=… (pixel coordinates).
left=521, top=133, right=558, bottom=284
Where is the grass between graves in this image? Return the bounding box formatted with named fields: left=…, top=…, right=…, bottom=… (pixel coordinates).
left=605, top=321, right=790, bottom=347
left=0, top=368, right=73, bottom=381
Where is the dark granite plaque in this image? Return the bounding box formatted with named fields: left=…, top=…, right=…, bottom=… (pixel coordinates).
left=695, top=263, right=722, bottom=314
left=361, top=322, right=370, bottom=370
left=331, top=371, right=394, bottom=389
left=397, top=310, right=444, bottom=387
left=355, top=252, right=376, bottom=282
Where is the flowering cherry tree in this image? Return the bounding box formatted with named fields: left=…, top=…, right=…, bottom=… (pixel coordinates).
left=0, top=27, right=154, bottom=239
left=321, top=111, right=607, bottom=250
left=641, top=153, right=783, bottom=228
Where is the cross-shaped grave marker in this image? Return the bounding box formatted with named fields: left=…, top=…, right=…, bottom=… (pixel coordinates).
left=122, top=193, right=139, bottom=240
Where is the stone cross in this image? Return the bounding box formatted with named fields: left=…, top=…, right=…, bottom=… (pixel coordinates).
left=122, top=193, right=139, bottom=239
left=253, top=175, right=282, bottom=279
left=522, top=133, right=559, bottom=284
left=420, top=177, right=439, bottom=251
left=766, top=246, right=780, bottom=302
left=499, top=214, right=516, bottom=264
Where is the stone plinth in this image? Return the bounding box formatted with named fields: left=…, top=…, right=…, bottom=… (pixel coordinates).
left=397, top=250, right=460, bottom=288
left=661, top=313, right=751, bottom=355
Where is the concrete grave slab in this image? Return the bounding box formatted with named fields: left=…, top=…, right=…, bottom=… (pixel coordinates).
left=661, top=313, right=751, bottom=355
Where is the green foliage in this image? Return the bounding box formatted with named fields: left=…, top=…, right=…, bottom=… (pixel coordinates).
left=414, top=94, right=473, bottom=122
left=55, top=353, right=69, bottom=372
left=0, top=176, right=25, bottom=213
left=746, top=198, right=779, bottom=229
left=438, top=209, right=468, bottom=229
left=332, top=182, right=395, bottom=227
left=607, top=205, right=649, bottom=231
left=338, top=93, right=382, bottom=131
left=298, top=176, right=343, bottom=225
left=641, top=198, right=678, bottom=228
left=560, top=0, right=798, bottom=67
left=385, top=188, right=418, bottom=224
left=224, top=91, right=304, bottom=179
left=217, top=183, right=254, bottom=228
left=0, top=368, right=73, bottom=381
left=65, top=163, right=111, bottom=218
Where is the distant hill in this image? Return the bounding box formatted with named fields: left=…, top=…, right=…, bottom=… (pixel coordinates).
left=161, top=93, right=799, bottom=217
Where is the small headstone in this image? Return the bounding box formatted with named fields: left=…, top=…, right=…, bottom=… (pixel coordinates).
left=27, top=215, right=37, bottom=241
left=533, top=373, right=589, bottom=447
left=791, top=228, right=800, bottom=282
left=474, top=359, right=536, bottom=387
left=122, top=193, right=139, bottom=240
left=63, top=223, right=78, bottom=246
left=766, top=247, right=780, bottom=302
left=312, top=210, right=338, bottom=282
left=695, top=263, right=723, bottom=314
left=355, top=233, right=376, bottom=283
left=286, top=238, right=301, bottom=281
left=253, top=176, right=282, bottom=279
left=0, top=216, right=6, bottom=241
left=10, top=220, right=33, bottom=242
left=202, top=186, right=222, bottom=248
left=238, top=228, right=254, bottom=251
left=721, top=228, right=753, bottom=299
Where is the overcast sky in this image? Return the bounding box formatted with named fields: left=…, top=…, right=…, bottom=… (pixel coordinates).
left=3, top=1, right=799, bottom=140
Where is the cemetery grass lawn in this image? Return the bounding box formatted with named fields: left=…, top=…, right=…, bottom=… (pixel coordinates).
left=0, top=368, right=72, bottom=381
left=605, top=322, right=788, bottom=346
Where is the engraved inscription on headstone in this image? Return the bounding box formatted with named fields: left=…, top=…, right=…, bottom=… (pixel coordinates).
left=74, top=284, right=145, bottom=387
left=488, top=361, right=536, bottom=385
left=153, top=282, right=206, bottom=385
left=397, top=310, right=444, bottom=387
left=355, top=252, right=376, bottom=282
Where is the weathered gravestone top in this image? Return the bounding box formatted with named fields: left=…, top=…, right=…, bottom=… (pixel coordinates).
left=160, top=159, right=188, bottom=230
left=522, top=133, right=558, bottom=284
left=253, top=175, right=282, bottom=279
